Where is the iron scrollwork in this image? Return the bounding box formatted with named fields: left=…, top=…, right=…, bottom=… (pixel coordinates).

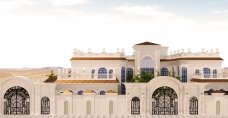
left=4, top=86, right=30, bottom=115
left=41, top=97, right=50, bottom=114
left=189, top=97, right=198, bottom=115
left=152, top=86, right=178, bottom=115
left=131, top=97, right=140, bottom=114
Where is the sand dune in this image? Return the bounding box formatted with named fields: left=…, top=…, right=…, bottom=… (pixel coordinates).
left=0, top=68, right=58, bottom=80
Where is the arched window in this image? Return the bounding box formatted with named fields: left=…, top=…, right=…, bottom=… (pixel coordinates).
left=87, top=101, right=91, bottom=115
left=41, top=97, right=50, bottom=114
left=195, top=69, right=200, bottom=75
left=98, top=68, right=107, bottom=78
left=121, top=67, right=126, bottom=82
left=161, top=68, right=168, bottom=76
left=78, top=90, right=83, bottom=95
left=126, top=68, right=133, bottom=82
left=109, top=69, right=113, bottom=79
left=140, top=56, right=154, bottom=74
left=189, top=97, right=198, bottom=115
left=213, top=69, right=217, bottom=78
left=203, top=68, right=210, bottom=78
left=100, top=90, right=105, bottom=95
left=131, top=97, right=140, bottom=115
left=91, top=69, right=95, bottom=79
left=182, top=67, right=187, bottom=83
left=118, top=84, right=126, bottom=95
left=109, top=101, right=114, bottom=115
left=68, top=70, right=71, bottom=78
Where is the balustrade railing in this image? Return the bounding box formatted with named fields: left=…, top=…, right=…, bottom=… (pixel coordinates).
left=192, top=73, right=224, bottom=79
left=58, top=73, right=116, bottom=80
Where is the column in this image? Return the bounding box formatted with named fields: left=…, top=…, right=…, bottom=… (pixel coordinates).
left=199, top=87, right=205, bottom=114
left=146, top=87, right=150, bottom=115
left=179, top=86, right=183, bottom=114
left=141, top=86, right=146, bottom=114
left=34, top=84, right=41, bottom=115
left=126, top=87, right=131, bottom=114
left=50, top=84, right=56, bottom=115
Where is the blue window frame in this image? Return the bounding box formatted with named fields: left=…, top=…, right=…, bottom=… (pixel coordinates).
left=98, top=68, right=107, bottom=78
left=118, top=84, right=126, bottom=95
left=121, top=67, right=126, bottom=82
left=203, top=68, right=210, bottom=78
left=126, top=68, right=133, bottom=82
left=91, top=69, right=95, bottom=78
left=182, top=67, right=187, bottom=83
left=195, top=69, right=200, bottom=75
left=140, top=68, right=154, bottom=74
left=109, top=69, right=113, bottom=79
left=161, top=68, right=168, bottom=76
left=213, top=70, right=217, bottom=78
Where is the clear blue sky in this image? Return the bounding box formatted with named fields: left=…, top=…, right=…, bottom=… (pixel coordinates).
left=0, top=0, right=228, bottom=68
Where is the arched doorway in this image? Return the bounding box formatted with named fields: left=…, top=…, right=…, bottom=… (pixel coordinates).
left=131, top=97, right=140, bottom=115
left=41, top=96, right=50, bottom=114
left=189, top=97, right=198, bottom=115
left=152, top=86, right=178, bottom=115
left=4, top=86, right=30, bottom=115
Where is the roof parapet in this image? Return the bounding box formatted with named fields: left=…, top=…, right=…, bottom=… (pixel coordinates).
left=73, top=48, right=125, bottom=58
left=168, top=48, right=220, bottom=59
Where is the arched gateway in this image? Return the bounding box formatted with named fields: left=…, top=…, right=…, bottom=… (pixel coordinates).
left=4, top=86, right=30, bottom=115
left=152, top=86, right=178, bottom=115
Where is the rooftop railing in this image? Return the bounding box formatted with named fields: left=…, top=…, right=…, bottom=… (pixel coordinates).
left=58, top=73, right=116, bottom=80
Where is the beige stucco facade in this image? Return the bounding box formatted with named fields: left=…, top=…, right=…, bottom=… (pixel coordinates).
left=0, top=42, right=228, bottom=116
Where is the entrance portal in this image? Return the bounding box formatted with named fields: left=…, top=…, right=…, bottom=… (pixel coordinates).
left=152, top=86, right=178, bottom=115
left=4, top=86, right=30, bottom=115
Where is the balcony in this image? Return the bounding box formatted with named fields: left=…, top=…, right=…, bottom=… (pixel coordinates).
left=191, top=73, right=228, bottom=82
left=57, top=73, right=116, bottom=80
left=192, top=73, right=224, bottom=79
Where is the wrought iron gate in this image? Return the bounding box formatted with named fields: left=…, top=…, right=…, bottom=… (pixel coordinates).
left=41, top=97, right=50, bottom=114
left=131, top=97, right=140, bottom=114
left=189, top=97, right=198, bottom=115
left=4, top=86, right=30, bottom=115
left=152, top=86, right=178, bottom=115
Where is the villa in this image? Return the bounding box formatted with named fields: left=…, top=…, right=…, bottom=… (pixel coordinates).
left=1, top=41, right=228, bottom=117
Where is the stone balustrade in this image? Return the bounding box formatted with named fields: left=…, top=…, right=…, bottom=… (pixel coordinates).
left=192, top=73, right=224, bottom=79
left=58, top=73, right=116, bottom=80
